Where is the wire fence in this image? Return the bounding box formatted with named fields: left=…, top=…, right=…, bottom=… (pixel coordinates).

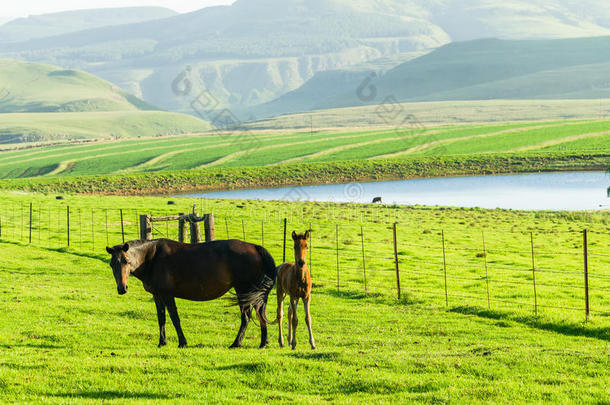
left=1, top=200, right=609, bottom=323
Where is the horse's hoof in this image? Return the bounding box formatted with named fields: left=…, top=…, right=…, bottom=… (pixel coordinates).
left=229, top=343, right=242, bottom=349
left=178, top=341, right=187, bottom=348
left=158, top=341, right=167, bottom=348
left=259, top=344, right=268, bottom=349
left=311, top=345, right=317, bottom=350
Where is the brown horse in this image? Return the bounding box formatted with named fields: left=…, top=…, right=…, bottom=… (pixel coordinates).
left=105, top=238, right=276, bottom=349
left=273, top=230, right=316, bottom=350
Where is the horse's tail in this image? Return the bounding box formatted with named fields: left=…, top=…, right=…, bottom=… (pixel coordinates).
left=237, top=245, right=277, bottom=322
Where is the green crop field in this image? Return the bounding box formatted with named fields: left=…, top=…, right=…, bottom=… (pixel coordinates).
left=0, top=191, right=609, bottom=403
left=0, top=118, right=609, bottom=179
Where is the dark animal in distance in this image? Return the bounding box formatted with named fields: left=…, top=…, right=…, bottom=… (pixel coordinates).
left=372, top=197, right=382, bottom=203
left=272, top=230, right=316, bottom=350
left=106, top=238, right=276, bottom=348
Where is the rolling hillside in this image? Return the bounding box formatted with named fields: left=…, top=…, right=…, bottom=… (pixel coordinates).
left=0, top=118, right=608, bottom=178
left=255, top=36, right=610, bottom=118
left=0, top=59, right=211, bottom=144
left=4, top=1, right=610, bottom=117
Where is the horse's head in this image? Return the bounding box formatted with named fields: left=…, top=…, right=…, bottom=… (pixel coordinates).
left=291, top=230, right=310, bottom=268
left=106, top=243, right=133, bottom=295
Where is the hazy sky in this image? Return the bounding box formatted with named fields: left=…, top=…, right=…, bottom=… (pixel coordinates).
left=1, top=0, right=237, bottom=18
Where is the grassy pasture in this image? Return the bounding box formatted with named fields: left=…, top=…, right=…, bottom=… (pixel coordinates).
left=0, top=191, right=609, bottom=403
left=0, top=119, right=608, bottom=179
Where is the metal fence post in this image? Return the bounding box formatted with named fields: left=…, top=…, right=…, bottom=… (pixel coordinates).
left=393, top=222, right=401, bottom=301
left=119, top=209, right=125, bottom=244
left=282, top=218, right=287, bottom=263
left=530, top=232, right=538, bottom=317
left=336, top=224, right=340, bottom=293
left=482, top=231, right=490, bottom=310
left=29, top=203, right=32, bottom=244
left=442, top=230, right=448, bottom=307
left=360, top=225, right=367, bottom=294
left=583, top=229, right=590, bottom=320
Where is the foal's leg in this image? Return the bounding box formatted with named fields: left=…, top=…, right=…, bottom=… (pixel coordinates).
left=163, top=296, right=187, bottom=348
left=255, top=303, right=269, bottom=349
left=303, top=296, right=316, bottom=350
left=229, top=304, right=252, bottom=348
left=153, top=296, right=167, bottom=347
left=277, top=285, right=286, bottom=348
left=289, top=297, right=299, bottom=350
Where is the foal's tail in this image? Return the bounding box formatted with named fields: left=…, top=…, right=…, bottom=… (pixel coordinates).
left=237, top=245, right=277, bottom=322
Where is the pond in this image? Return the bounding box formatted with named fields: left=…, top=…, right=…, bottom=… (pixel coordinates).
left=182, top=171, right=610, bottom=211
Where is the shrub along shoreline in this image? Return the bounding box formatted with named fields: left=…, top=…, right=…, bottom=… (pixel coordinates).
left=0, top=152, right=607, bottom=196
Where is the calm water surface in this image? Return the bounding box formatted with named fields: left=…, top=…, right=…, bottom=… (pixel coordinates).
left=183, top=172, right=610, bottom=211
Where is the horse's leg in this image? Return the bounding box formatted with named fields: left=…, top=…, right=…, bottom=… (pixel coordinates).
left=154, top=295, right=167, bottom=347
left=164, top=296, right=187, bottom=348
left=290, top=297, right=299, bottom=350
left=229, top=304, right=251, bottom=348
left=255, top=303, right=269, bottom=349
left=303, top=296, right=316, bottom=350
left=287, top=297, right=294, bottom=349
left=277, top=285, right=285, bottom=348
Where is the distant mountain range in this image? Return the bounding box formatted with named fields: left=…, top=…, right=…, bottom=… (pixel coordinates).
left=3, top=1, right=610, bottom=121
left=0, top=7, right=177, bottom=44
left=254, top=36, right=610, bottom=118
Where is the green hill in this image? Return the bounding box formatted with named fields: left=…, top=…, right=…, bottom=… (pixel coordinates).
left=0, top=59, right=158, bottom=113
left=0, top=59, right=211, bottom=144
left=253, top=36, right=610, bottom=118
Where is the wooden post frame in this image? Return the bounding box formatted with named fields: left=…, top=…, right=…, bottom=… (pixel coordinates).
left=204, top=214, right=215, bottom=242
left=140, top=215, right=153, bottom=241
left=190, top=217, right=202, bottom=244
left=178, top=213, right=187, bottom=243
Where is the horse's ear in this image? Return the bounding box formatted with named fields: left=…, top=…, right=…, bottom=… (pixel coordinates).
left=122, top=244, right=130, bottom=252
left=304, top=230, right=310, bottom=240
left=106, top=246, right=113, bottom=255
left=292, top=231, right=297, bottom=240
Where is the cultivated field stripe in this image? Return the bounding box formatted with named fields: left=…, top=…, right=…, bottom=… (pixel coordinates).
left=370, top=122, right=585, bottom=159
left=508, top=130, right=610, bottom=152
left=271, top=131, right=441, bottom=165
left=198, top=130, right=395, bottom=168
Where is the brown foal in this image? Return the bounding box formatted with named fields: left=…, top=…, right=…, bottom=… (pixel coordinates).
left=273, top=230, right=316, bottom=350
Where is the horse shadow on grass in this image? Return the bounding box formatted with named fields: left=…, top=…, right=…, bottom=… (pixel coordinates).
left=449, top=306, right=610, bottom=342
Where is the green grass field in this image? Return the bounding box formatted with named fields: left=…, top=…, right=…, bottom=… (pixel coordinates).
left=0, top=191, right=609, bottom=403
left=0, top=118, right=608, bottom=179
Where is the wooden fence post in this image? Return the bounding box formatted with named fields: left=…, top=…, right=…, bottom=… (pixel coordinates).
left=204, top=214, right=215, bottom=242
left=361, top=225, right=367, bottom=294
left=482, top=231, right=490, bottom=310
left=442, top=230, right=448, bottom=307
left=190, top=216, right=202, bottom=244
left=140, top=215, right=152, bottom=241
left=530, top=232, right=538, bottom=317
left=393, top=222, right=401, bottom=301
left=119, top=209, right=125, bottom=244
left=583, top=229, right=590, bottom=320
left=282, top=218, right=287, bottom=263
left=178, top=213, right=187, bottom=243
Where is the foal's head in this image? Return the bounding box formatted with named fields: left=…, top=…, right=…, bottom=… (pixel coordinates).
left=106, top=242, right=139, bottom=295
left=291, top=230, right=310, bottom=268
